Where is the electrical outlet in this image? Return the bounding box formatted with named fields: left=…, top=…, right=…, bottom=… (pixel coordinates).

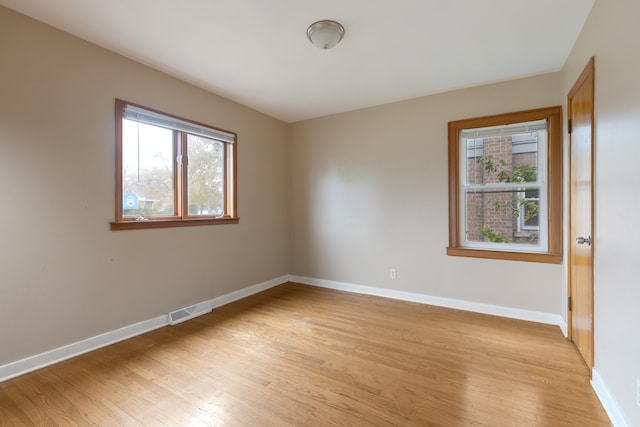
left=389, top=268, right=397, bottom=279
left=636, top=378, right=640, bottom=408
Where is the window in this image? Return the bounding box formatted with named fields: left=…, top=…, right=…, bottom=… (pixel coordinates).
left=447, top=107, right=562, bottom=263
left=111, top=99, right=238, bottom=230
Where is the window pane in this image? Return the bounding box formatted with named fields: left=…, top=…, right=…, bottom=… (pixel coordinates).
left=122, top=120, right=175, bottom=217
left=187, top=135, right=224, bottom=216
left=462, top=130, right=541, bottom=245
left=521, top=189, right=540, bottom=228
left=465, top=188, right=539, bottom=245
left=465, top=132, right=538, bottom=185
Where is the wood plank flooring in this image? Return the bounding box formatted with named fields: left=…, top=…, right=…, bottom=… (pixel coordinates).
left=0, top=282, right=611, bottom=426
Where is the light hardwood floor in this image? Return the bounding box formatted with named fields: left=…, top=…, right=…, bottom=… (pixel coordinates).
left=0, top=282, right=611, bottom=426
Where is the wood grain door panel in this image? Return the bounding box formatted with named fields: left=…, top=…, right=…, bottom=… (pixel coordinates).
left=568, top=57, right=595, bottom=369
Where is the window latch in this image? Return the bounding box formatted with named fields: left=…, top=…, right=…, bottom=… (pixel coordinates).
left=176, top=154, right=183, bottom=164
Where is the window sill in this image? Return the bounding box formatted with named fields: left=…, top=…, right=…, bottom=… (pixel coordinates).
left=446, top=246, right=562, bottom=264
left=110, top=217, right=239, bottom=231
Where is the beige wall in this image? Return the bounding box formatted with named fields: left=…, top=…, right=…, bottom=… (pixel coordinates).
left=562, top=0, right=640, bottom=424
left=289, top=73, right=563, bottom=313
left=0, top=7, right=290, bottom=365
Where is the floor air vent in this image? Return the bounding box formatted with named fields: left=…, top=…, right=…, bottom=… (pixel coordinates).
left=168, top=301, right=212, bottom=325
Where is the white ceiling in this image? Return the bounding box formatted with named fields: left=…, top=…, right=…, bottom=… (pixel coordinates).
left=1, top=0, right=594, bottom=123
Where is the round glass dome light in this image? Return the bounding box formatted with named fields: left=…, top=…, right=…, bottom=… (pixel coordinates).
left=306, top=20, right=345, bottom=50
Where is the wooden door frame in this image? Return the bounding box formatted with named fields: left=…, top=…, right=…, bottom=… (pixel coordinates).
left=567, top=57, right=595, bottom=365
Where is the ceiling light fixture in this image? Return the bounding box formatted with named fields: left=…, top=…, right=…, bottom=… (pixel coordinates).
left=306, top=20, right=345, bottom=50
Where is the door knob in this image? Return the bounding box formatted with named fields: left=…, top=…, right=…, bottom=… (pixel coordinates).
left=576, top=236, right=591, bottom=246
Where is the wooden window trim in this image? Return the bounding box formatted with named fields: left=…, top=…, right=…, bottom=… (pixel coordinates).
left=447, top=106, right=563, bottom=263
left=110, top=217, right=239, bottom=231
left=111, top=99, right=238, bottom=231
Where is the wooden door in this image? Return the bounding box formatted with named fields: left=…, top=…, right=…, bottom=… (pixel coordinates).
left=568, top=57, right=595, bottom=369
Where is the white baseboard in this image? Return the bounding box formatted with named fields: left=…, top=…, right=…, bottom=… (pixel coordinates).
left=207, top=275, right=288, bottom=309
left=591, top=368, right=630, bottom=427
left=0, top=275, right=289, bottom=383
left=289, top=275, right=564, bottom=327
left=0, top=315, right=167, bottom=383
left=559, top=318, right=569, bottom=337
